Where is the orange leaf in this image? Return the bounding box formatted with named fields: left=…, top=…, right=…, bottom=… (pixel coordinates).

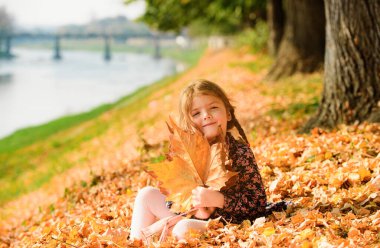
left=147, top=117, right=237, bottom=212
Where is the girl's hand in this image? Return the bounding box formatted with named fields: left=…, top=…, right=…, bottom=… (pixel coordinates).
left=193, top=207, right=216, bottom=219
left=191, top=186, right=224, bottom=208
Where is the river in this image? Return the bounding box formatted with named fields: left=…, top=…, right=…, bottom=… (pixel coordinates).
left=0, top=48, right=178, bottom=139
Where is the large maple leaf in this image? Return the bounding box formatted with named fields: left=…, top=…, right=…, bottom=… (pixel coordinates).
left=147, top=117, right=238, bottom=212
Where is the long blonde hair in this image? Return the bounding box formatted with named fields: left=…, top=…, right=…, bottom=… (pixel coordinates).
left=178, top=79, right=249, bottom=144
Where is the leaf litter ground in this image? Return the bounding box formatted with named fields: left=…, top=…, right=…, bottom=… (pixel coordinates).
left=0, top=48, right=379, bottom=247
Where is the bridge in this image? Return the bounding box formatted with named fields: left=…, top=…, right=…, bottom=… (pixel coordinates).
left=0, top=31, right=172, bottom=61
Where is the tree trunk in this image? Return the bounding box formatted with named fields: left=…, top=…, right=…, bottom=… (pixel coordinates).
left=267, top=0, right=325, bottom=80
left=302, top=0, right=380, bottom=132
left=267, top=0, right=285, bottom=56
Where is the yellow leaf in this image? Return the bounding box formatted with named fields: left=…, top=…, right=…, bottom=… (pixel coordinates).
left=331, top=195, right=341, bottom=204
left=358, top=167, right=371, bottom=181
left=263, top=227, right=276, bottom=236
left=42, top=226, right=52, bottom=236
left=300, top=228, right=314, bottom=240
left=301, top=241, right=312, bottom=248
left=126, top=188, right=133, bottom=196
left=324, top=152, right=333, bottom=160
left=147, top=117, right=237, bottom=212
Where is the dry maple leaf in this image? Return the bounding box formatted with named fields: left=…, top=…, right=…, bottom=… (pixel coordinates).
left=147, top=116, right=238, bottom=212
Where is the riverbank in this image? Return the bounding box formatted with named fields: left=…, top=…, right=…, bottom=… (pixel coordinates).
left=0, top=40, right=206, bottom=146
left=0, top=42, right=205, bottom=205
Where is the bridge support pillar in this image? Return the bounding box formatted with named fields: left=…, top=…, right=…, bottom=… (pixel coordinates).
left=104, top=36, right=111, bottom=61
left=153, top=35, right=161, bottom=59
left=0, top=36, right=13, bottom=59
left=53, top=36, right=62, bottom=60
left=5, top=36, right=12, bottom=58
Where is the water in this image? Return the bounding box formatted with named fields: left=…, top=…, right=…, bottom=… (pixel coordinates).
left=0, top=48, right=177, bottom=139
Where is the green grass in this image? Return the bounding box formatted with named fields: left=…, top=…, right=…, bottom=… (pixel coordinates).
left=161, top=45, right=206, bottom=67
left=268, top=97, right=320, bottom=119
left=230, top=50, right=322, bottom=123
left=264, top=73, right=323, bottom=121
left=231, top=53, right=273, bottom=73
left=261, top=73, right=323, bottom=98
left=233, top=21, right=269, bottom=53
left=0, top=104, right=114, bottom=153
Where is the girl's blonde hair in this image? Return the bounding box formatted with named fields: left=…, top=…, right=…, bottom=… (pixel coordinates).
left=178, top=79, right=249, bottom=144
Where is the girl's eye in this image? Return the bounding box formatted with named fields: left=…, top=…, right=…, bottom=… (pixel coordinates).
left=192, top=112, right=200, bottom=117
left=211, top=106, right=218, bottom=110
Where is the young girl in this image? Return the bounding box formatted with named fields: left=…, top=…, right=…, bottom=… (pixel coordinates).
left=130, top=79, right=267, bottom=240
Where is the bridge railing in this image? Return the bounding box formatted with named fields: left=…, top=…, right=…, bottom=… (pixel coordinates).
left=2, top=32, right=176, bottom=61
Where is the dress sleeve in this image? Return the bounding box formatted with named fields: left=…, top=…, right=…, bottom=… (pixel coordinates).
left=215, top=135, right=267, bottom=223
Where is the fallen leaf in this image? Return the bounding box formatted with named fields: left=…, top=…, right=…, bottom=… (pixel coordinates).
left=263, top=227, right=276, bottom=236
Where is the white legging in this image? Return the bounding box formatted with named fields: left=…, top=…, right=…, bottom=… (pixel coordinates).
left=129, top=186, right=207, bottom=240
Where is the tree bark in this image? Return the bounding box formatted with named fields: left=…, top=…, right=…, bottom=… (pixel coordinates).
left=267, top=0, right=285, bottom=56
left=302, top=0, right=380, bottom=132
left=267, top=0, right=325, bottom=80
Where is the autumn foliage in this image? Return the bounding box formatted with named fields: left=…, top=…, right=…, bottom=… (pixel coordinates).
left=0, top=49, right=379, bottom=247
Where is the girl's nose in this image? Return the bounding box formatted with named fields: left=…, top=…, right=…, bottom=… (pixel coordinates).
left=202, top=111, right=211, bottom=120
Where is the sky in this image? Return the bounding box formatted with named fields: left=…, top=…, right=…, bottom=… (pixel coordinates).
left=0, top=0, right=146, bottom=28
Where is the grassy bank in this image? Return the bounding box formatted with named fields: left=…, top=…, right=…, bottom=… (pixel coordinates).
left=0, top=42, right=205, bottom=205
left=0, top=74, right=170, bottom=204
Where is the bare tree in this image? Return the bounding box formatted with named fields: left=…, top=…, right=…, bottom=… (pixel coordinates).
left=0, top=6, right=13, bottom=34
left=267, top=0, right=285, bottom=56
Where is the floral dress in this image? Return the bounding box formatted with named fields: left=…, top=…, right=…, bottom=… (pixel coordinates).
left=209, top=132, right=267, bottom=223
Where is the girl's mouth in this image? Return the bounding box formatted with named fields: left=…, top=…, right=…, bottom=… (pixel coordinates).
left=203, top=122, right=217, bottom=128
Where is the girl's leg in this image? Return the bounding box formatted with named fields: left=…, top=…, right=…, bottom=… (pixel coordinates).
left=130, top=186, right=176, bottom=239
left=171, top=219, right=208, bottom=240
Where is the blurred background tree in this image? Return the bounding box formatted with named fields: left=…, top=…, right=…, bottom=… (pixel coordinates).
left=266, top=0, right=325, bottom=80
left=0, top=6, right=14, bottom=58
left=0, top=6, right=13, bottom=34
left=127, top=0, right=380, bottom=131
left=125, top=0, right=267, bottom=35
left=126, top=0, right=324, bottom=78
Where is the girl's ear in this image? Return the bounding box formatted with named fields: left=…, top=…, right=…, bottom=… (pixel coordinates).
left=227, top=111, right=232, bottom=121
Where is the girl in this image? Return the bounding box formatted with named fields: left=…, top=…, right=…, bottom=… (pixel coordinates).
left=130, top=79, right=267, bottom=240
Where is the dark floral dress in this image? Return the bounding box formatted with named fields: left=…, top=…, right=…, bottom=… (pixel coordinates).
left=166, top=131, right=282, bottom=223
left=209, top=132, right=267, bottom=223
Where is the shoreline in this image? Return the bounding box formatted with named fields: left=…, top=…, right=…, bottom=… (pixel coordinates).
left=0, top=43, right=205, bottom=151
left=0, top=74, right=175, bottom=152
left=0, top=72, right=182, bottom=204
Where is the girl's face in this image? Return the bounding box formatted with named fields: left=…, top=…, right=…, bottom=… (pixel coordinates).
left=190, top=94, right=230, bottom=142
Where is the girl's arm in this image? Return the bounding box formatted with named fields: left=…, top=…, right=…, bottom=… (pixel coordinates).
left=191, top=186, right=224, bottom=208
